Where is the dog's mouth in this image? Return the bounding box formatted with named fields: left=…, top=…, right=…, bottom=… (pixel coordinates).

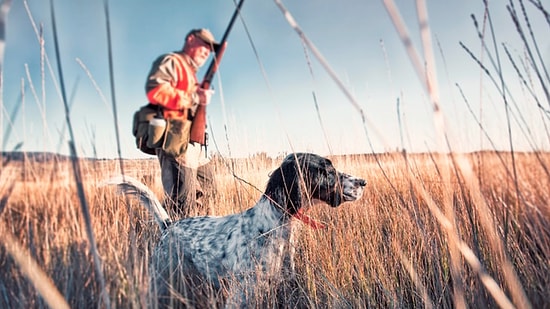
left=341, top=177, right=366, bottom=203
left=343, top=192, right=359, bottom=202
left=343, top=187, right=366, bottom=202
left=313, top=176, right=366, bottom=207
left=323, top=188, right=361, bottom=207
left=323, top=190, right=361, bottom=208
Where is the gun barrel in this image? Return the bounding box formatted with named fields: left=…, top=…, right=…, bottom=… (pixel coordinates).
left=189, top=0, right=245, bottom=145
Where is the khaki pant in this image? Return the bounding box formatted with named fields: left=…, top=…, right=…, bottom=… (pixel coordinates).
left=157, top=146, right=215, bottom=217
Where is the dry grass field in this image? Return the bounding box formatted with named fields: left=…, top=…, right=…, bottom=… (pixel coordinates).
left=0, top=151, right=548, bottom=308
left=1, top=0, right=548, bottom=308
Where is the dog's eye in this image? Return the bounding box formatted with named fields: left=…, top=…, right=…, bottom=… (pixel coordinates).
left=323, top=167, right=337, bottom=184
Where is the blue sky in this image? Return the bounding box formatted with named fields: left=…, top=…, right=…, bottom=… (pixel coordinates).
left=2, top=0, right=549, bottom=158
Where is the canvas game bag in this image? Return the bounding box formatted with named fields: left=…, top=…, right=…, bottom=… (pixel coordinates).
left=132, top=104, right=162, bottom=155
left=162, top=117, right=192, bottom=157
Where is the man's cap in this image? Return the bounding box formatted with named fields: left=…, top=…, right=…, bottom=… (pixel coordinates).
left=188, top=28, right=220, bottom=50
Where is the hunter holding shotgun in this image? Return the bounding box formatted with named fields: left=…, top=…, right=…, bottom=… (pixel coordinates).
left=144, top=28, right=222, bottom=216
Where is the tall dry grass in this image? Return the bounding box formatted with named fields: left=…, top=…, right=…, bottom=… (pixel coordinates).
left=0, top=151, right=548, bottom=308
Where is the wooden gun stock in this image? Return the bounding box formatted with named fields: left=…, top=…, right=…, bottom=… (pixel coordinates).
left=189, top=43, right=227, bottom=145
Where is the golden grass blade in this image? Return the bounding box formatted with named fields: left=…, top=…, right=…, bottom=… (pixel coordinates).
left=383, top=1, right=533, bottom=307
left=458, top=241, right=515, bottom=309
left=382, top=0, right=425, bottom=95
left=0, top=0, right=10, bottom=69
left=415, top=0, right=441, bottom=109
left=397, top=248, right=434, bottom=309
left=0, top=227, right=70, bottom=309
left=455, top=154, right=532, bottom=309
left=48, top=0, right=111, bottom=306
left=273, top=0, right=386, bottom=147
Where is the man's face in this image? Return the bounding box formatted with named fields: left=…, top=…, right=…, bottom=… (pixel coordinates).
left=185, top=34, right=212, bottom=67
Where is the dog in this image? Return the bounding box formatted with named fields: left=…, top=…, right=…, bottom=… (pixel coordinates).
left=106, top=153, right=366, bottom=307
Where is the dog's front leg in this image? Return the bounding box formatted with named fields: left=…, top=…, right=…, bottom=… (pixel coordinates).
left=282, top=223, right=302, bottom=280
left=224, top=275, right=253, bottom=309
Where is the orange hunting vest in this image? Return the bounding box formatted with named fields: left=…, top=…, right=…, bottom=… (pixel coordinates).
left=146, top=53, right=198, bottom=119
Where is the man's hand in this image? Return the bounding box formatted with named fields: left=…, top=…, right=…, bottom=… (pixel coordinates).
left=196, top=88, right=215, bottom=105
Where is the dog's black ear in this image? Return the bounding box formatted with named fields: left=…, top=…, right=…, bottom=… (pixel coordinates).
left=296, top=154, right=344, bottom=207
left=265, top=155, right=302, bottom=215
left=294, top=153, right=330, bottom=190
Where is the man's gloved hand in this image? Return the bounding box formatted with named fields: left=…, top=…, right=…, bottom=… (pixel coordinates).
left=196, top=88, right=215, bottom=105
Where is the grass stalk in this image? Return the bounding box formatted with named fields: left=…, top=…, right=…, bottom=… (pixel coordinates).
left=0, top=228, right=70, bottom=309
left=48, top=0, right=110, bottom=307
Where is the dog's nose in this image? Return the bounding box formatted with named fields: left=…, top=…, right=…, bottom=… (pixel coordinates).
left=357, top=179, right=366, bottom=186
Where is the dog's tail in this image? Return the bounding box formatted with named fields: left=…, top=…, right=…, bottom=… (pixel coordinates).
left=102, top=175, right=172, bottom=230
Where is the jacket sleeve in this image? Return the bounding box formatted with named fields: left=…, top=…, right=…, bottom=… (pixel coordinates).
left=145, top=54, right=194, bottom=111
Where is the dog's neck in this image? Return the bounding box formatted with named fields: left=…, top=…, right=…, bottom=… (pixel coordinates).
left=293, top=209, right=326, bottom=229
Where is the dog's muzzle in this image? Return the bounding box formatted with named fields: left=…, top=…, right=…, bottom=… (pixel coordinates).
left=341, top=174, right=367, bottom=203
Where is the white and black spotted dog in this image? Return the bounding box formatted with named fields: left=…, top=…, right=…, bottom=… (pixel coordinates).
left=106, top=153, right=366, bottom=307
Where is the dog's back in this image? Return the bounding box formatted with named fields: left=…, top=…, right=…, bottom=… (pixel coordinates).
left=153, top=198, right=294, bottom=287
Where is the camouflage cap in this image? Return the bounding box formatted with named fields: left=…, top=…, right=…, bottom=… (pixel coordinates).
left=187, top=28, right=220, bottom=50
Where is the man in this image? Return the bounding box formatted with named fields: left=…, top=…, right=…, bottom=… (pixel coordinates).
left=145, top=28, right=218, bottom=216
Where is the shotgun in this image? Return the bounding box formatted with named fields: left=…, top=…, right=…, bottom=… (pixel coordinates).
left=189, top=0, right=245, bottom=145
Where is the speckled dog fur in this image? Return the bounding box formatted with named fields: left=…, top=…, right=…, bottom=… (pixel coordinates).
left=107, top=153, right=366, bottom=308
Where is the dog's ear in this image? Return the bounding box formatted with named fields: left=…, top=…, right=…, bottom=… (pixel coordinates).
left=298, top=154, right=344, bottom=207
left=265, top=156, right=302, bottom=215
left=295, top=154, right=331, bottom=191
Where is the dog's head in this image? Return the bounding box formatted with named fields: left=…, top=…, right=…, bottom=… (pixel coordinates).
left=265, top=153, right=366, bottom=215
